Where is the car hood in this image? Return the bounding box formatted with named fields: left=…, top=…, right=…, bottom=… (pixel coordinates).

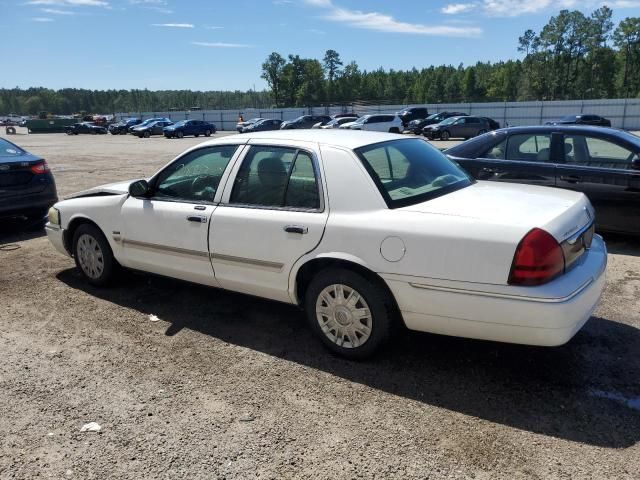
left=66, top=180, right=135, bottom=199
left=398, top=181, right=593, bottom=243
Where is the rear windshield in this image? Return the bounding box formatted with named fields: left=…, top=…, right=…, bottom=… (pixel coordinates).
left=0, top=139, right=24, bottom=156
left=355, top=139, right=472, bottom=208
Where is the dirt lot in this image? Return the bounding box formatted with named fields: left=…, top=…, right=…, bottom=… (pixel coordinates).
left=1, top=131, right=639, bottom=479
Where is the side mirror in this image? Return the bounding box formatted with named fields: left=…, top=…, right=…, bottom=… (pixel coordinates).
left=129, top=179, right=150, bottom=198
left=632, top=157, right=640, bottom=171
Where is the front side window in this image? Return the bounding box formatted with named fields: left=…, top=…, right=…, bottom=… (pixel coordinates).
left=505, top=134, right=552, bottom=162
left=564, top=135, right=637, bottom=169
left=153, top=145, right=239, bottom=203
left=230, top=146, right=321, bottom=209
left=355, top=139, right=472, bottom=208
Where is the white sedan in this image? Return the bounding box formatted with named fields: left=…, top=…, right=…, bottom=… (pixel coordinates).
left=45, top=130, right=606, bottom=358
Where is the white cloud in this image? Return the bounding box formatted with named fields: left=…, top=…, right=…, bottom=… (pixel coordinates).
left=31, top=16, right=54, bottom=21
left=204, top=25, right=224, bottom=30
left=152, top=23, right=194, bottom=28
left=191, top=41, right=252, bottom=48
left=26, top=0, right=109, bottom=6
left=441, top=3, right=477, bottom=14
left=305, top=0, right=481, bottom=37
left=41, top=7, right=76, bottom=14
left=441, top=0, right=640, bottom=17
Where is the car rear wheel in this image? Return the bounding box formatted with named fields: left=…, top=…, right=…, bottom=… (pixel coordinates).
left=72, top=224, right=117, bottom=287
left=143, top=131, right=150, bottom=138
left=477, top=129, right=487, bottom=136
left=66, top=130, right=73, bottom=135
left=441, top=130, right=450, bottom=141
left=389, top=127, right=400, bottom=134
left=204, top=129, right=212, bottom=137
left=177, top=131, right=184, bottom=139
left=194, top=133, right=199, bottom=137
left=304, top=268, right=394, bottom=359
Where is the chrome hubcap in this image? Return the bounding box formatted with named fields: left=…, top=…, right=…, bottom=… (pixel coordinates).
left=77, top=234, right=104, bottom=279
left=316, top=284, right=372, bottom=349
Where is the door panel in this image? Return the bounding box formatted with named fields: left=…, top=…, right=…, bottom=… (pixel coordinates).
left=120, top=198, right=218, bottom=286
left=210, top=143, right=328, bottom=302
left=556, top=134, right=640, bottom=234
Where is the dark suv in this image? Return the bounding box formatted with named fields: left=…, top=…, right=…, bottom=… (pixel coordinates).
left=280, top=115, right=332, bottom=130
left=397, top=107, right=429, bottom=127
left=0, top=138, right=58, bottom=221
left=423, top=116, right=491, bottom=140
left=406, top=112, right=468, bottom=134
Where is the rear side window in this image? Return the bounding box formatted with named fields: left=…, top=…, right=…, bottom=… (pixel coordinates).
left=564, top=135, right=637, bottom=169
left=230, top=146, right=321, bottom=209
left=0, top=139, right=24, bottom=156
left=505, top=134, right=552, bottom=162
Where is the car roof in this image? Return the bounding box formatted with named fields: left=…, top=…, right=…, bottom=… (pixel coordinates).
left=195, top=129, right=409, bottom=150
left=495, top=125, right=627, bottom=136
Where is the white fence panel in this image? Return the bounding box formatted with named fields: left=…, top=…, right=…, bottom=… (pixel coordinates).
left=116, top=98, right=640, bottom=131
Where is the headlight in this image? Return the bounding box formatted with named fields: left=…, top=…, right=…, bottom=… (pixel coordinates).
left=48, top=207, right=60, bottom=225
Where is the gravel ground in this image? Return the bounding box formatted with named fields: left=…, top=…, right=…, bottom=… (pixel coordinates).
left=1, top=131, right=639, bottom=479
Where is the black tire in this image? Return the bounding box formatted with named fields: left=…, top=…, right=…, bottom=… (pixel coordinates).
left=177, top=131, right=184, bottom=139
left=143, top=131, right=150, bottom=138
left=304, top=268, right=395, bottom=359
left=477, top=129, right=487, bottom=136
left=441, top=130, right=450, bottom=141
left=91, top=130, right=97, bottom=135
left=6, top=126, right=16, bottom=135
left=204, top=129, right=211, bottom=137
left=194, top=133, right=199, bottom=138
left=66, top=130, right=73, bottom=135
left=72, top=224, right=117, bottom=287
left=389, top=127, right=400, bottom=134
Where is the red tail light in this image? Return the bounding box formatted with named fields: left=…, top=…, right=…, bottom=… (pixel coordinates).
left=509, top=228, right=565, bottom=286
left=30, top=161, right=50, bottom=174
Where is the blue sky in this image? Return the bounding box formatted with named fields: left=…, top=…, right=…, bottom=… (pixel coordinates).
left=2, top=0, right=639, bottom=91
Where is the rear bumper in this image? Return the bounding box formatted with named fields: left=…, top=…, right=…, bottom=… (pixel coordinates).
left=384, top=235, right=607, bottom=346
left=0, top=187, right=58, bottom=218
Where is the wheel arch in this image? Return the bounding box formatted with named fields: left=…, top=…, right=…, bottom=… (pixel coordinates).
left=291, top=254, right=403, bottom=324
left=63, top=215, right=104, bottom=255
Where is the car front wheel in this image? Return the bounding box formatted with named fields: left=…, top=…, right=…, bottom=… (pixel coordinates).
left=304, top=268, right=394, bottom=359
left=177, top=131, right=184, bottom=139
left=204, top=129, right=212, bottom=137
left=441, top=130, right=450, bottom=141
left=72, top=224, right=117, bottom=287
left=143, top=131, right=150, bottom=138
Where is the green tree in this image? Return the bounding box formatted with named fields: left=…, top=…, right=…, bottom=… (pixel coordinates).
left=261, top=52, right=286, bottom=107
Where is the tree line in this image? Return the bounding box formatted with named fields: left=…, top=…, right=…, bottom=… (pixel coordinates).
left=1, top=6, right=639, bottom=115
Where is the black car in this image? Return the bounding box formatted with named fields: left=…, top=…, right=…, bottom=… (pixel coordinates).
left=546, top=114, right=611, bottom=127
left=65, top=122, right=108, bottom=135
left=109, top=118, right=142, bottom=135
left=445, top=125, right=640, bottom=235
left=163, top=119, right=216, bottom=138
left=397, top=107, right=429, bottom=127
left=131, top=120, right=173, bottom=138
left=0, top=137, right=58, bottom=221
left=241, top=118, right=283, bottom=133
left=280, top=115, right=332, bottom=130
left=406, top=111, right=468, bottom=134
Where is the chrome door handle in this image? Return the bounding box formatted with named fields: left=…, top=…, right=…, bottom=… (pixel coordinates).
left=187, top=215, right=207, bottom=223
left=284, top=225, right=308, bottom=234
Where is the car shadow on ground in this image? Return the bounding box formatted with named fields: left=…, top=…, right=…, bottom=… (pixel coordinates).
left=0, top=217, right=46, bottom=247
left=57, top=268, right=640, bottom=449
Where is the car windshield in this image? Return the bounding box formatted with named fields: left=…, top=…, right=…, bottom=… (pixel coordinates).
left=561, top=115, right=579, bottom=121
left=354, top=116, right=367, bottom=124
left=439, top=117, right=458, bottom=126
left=355, top=139, right=472, bottom=208
left=0, top=138, right=24, bottom=156
left=426, top=113, right=441, bottom=120
left=173, top=120, right=187, bottom=127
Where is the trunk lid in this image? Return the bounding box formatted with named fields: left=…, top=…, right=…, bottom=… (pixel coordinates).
left=0, top=152, right=47, bottom=198
left=399, top=181, right=594, bottom=243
